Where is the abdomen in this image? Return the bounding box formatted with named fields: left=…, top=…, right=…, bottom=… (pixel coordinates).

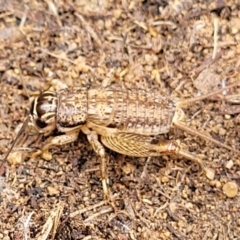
left=87, top=85, right=176, bottom=136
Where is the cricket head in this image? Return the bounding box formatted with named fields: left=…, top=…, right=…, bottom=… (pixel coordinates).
left=29, top=90, right=57, bottom=136
left=0, top=90, right=58, bottom=166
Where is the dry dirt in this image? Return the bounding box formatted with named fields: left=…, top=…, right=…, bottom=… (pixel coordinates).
left=0, top=0, right=240, bottom=239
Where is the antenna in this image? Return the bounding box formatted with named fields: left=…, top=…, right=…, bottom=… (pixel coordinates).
left=0, top=117, right=30, bottom=169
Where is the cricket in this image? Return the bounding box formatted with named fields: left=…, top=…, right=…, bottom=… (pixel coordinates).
left=1, top=80, right=240, bottom=200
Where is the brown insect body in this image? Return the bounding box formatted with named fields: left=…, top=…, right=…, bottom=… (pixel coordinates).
left=57, top=86, right=176, bottom=136
left=3, top=82, right=239, bottom=200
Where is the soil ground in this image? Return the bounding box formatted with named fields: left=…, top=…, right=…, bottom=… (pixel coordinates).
left=0, top=1, right=240, bottom=239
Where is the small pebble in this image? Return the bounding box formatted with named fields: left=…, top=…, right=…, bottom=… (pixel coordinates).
left=223, top=181, right=238, bottom=198
left=225, top=160, right=234, bottom=169
left=47, top=186, right=60, bottom=196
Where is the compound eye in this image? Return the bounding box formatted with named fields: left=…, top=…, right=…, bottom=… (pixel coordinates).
left=36, top=118, right=48, bottom=129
